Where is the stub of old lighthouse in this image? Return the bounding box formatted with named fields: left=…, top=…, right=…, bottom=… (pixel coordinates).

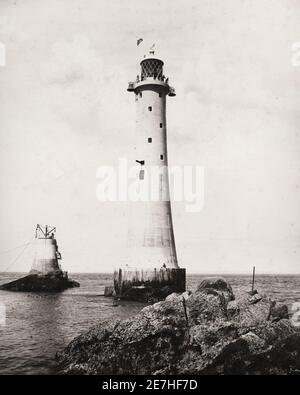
left=30, top=224, right=63, bottom=276
left=113, top=53, right=186, bottom=302
left=0, top=225, right=79, bottom=292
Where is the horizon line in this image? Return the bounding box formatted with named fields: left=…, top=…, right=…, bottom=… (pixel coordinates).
left=1, top=271, right=300, bottom=276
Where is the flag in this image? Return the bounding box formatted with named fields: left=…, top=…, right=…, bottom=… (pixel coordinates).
left=149, top=43, right=155, bottom=55
left=137, top=38, right=143, bottom=46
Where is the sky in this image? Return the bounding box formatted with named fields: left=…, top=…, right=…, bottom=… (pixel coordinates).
left=0, top=0, right=300, bottom=274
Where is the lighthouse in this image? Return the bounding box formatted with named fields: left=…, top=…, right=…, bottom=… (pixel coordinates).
left=113, top=52, right=186, bottom=301
left=0, top=225, right=80, bottom=292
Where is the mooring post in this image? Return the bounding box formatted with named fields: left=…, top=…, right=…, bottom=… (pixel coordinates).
left=251, top=266, right=255, bottom=293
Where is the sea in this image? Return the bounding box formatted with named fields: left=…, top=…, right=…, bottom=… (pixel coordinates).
left=0, top=272, right=299, bottom=375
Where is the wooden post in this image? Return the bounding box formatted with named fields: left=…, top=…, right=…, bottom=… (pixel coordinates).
left=251, top=266, right=255, bottom=293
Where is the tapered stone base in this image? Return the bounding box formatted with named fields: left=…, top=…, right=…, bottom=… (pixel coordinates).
left=113, top=268, right=186, bottom=303
left=0, top=272, right=80, bottom=292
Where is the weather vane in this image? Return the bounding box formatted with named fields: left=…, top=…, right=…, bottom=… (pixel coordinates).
left=136, top=38, right=156, bottom=56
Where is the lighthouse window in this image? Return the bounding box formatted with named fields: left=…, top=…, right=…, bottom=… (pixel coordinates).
left=160, top=123, right=163, bottom=128
left=148, top=137, right=152, bottom=143
left=139, top=92, right=142, bottom=98
left=148, top=106, right=152, bottom=111
left=139, top=169, right=145, bottom=180
left=160, top=155, right=164, bottom=160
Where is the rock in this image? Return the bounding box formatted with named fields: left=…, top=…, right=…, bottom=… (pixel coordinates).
left=229, top=292, right=272, bottom=327
left=165, top=292, right=180, bottom=302
left=239, top=299, right=270, bottom=326
left=291, top=308, right=300, bottom=328
left=196, top=277, right=235, bottom=304
left=0, top=273, right=80, bottom=292
left=251, top=319, right=296, bottom=344
left=240, top=332, right=266, bottom=354
left=248, top=294, right=262, bottom=304
left=189, top=321, right=238, bottom=354
left=185, top=291, right=228, bottom=324
left=269, top=303, right=289, bottom=322
left=56, top=279, right=300, bottom=375
left=227, top=300, right=240, bottom=319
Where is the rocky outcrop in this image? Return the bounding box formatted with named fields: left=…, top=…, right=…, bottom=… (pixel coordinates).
left=56, top=277, right=300, bottom=375
left=0, top=273, right=80, bottom=292
left=196, top=277, right=235, bottom=304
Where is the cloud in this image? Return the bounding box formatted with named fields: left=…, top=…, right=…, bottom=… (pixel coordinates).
left=46, top=35, right=102, bottom=85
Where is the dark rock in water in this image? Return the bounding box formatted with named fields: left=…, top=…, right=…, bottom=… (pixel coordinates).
left=56, top=277, right=300, bottom=375
left=0, top=273, right=80, bottom=292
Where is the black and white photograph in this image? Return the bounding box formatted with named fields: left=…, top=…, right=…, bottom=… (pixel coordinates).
left=0, top=0, right=300, bottom=379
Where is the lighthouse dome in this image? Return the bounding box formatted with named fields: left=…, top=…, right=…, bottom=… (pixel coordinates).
left=140, top=57, right=164, bottom=80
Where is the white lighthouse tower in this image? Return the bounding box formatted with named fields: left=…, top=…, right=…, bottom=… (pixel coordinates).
left=113, top=51, right=186, bottom=301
